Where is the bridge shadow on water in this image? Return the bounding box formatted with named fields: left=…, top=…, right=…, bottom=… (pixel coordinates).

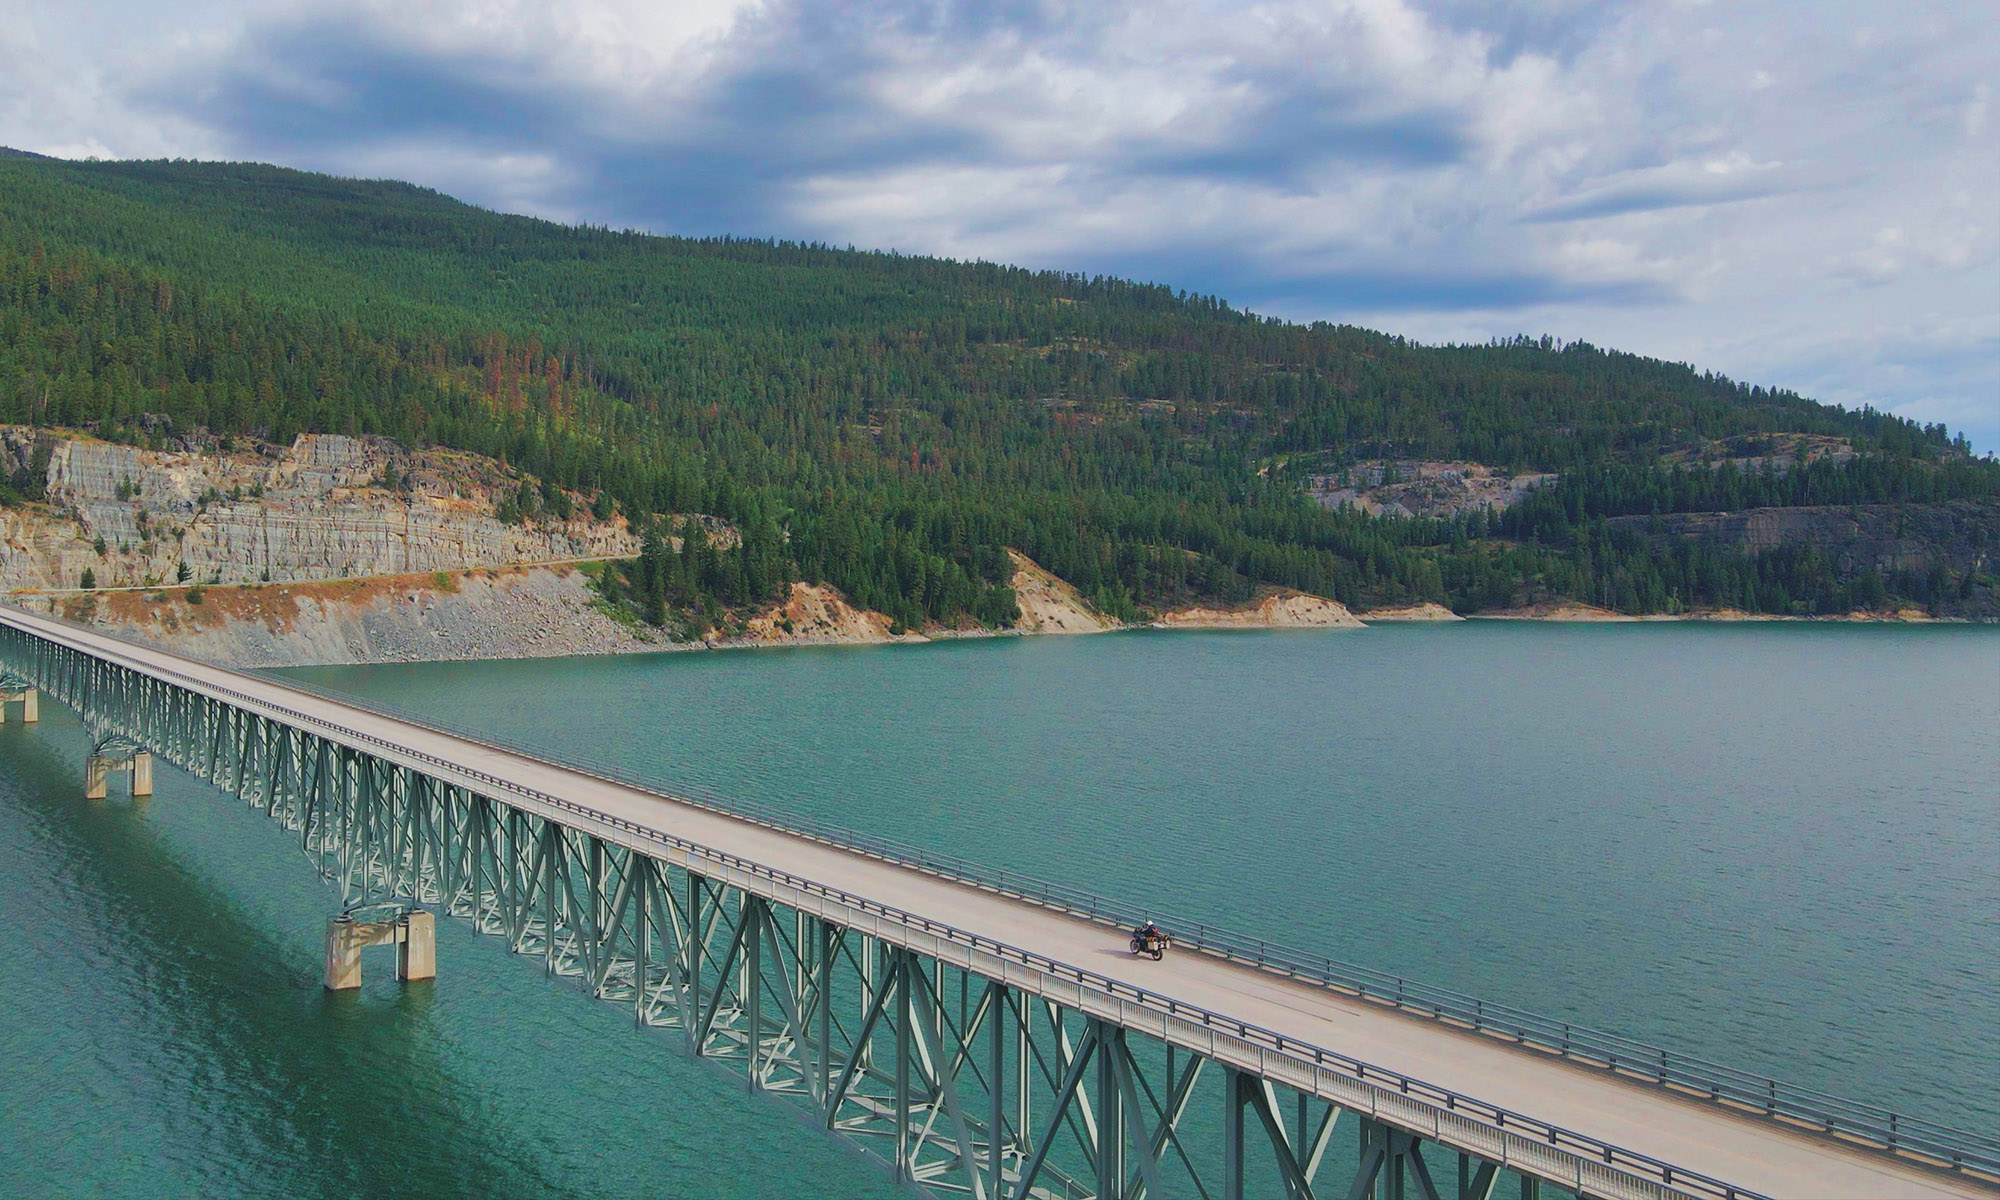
left=0, top=713, right=579, bottom=1198
left=0, top=712, right=903, bottom=1200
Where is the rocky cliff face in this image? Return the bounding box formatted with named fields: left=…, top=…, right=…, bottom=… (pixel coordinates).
left=23, top=567, right=655, bottom=667
left=1309, top=460, right=1556, bottom=519
left=0, top=429, right=637, bottom=590
left=0, top=430, right=1386, bottom=665
left=1608, top=499, right=1998, bottom=619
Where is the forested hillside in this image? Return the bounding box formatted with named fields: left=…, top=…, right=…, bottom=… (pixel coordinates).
left=2, top=152, right=1994, bottom=623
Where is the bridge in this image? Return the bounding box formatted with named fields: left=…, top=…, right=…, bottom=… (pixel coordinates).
left=0, top=605, right=1993, bottom=1200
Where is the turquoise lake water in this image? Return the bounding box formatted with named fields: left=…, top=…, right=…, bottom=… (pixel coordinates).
left=1, top=622, right=1994, bottom=1196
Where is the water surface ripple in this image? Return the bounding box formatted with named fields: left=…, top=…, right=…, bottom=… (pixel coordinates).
left=1, top=622, right=1993, bottom=1196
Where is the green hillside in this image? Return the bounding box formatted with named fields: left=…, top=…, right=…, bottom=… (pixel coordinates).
left=2, top=154, right=1994, bottom=624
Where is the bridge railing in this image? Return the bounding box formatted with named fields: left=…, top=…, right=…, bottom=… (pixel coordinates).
left=504, top=788, right=1778, bottom=1200
left=1, top=626, right=1760, bottom=1200
left=247, top=669, right=2000, bottom=1183
left=3, top=608, right=1994, bottom=1187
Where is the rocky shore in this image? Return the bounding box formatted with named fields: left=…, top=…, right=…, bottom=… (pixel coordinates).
left=3, top=426, right=1971, bottom=669
left=7, top=550, right=1385, bottom=667
left=15, top=567, right=653, bottom=667
left=8, top=559, right=1970, bottom=670
left=1152, top=590, right=1364, bottom=629
left=1357, top=602, right=1463, bottom=622
left=1464, top=601, right=1959, bottom=623
left=0, top=427, right=1388, bottom=666
left=1006, top=551, right=1120, bottom=635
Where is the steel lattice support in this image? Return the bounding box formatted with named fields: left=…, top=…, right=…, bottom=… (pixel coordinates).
left=0, top=621, right=1607, bottom=1200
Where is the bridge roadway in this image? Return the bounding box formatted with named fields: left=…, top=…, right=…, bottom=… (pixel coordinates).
left=2, top=607, right=1987, bottom=1200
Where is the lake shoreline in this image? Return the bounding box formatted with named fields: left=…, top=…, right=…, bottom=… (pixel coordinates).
left=1460, top=602, right=1970, bottom=624
left=6, top=567, right=1979, bottom=671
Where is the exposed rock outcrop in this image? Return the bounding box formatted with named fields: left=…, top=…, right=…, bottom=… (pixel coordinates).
left=1606, top=499, right=1998, bottom=621
left=20, top=568, right=657, bottom=667
left=1308, top=460, right=1555, bottom=519
left=1467, top=602, right=1638, bottom=622
left=1, top=428, right=637, bottom=590
left=1358, top=603, right=1464, bottom=622
left=1006, top=550, right=1117, bottom=634
left=1153, top=590, right=1363, bottom=629
left=1659, top=433, right=1857, bottom=471
left=738, top=582, right=928, bottom=647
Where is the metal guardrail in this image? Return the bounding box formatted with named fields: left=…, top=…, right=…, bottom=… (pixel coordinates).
left=5, top=607, right=1996, bottom=1192
left=252, top=675, right=2000, bottom=1184
left=1, top=616, right=1765, bottom=1200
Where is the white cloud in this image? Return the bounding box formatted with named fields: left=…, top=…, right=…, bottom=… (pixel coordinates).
left=1833, top=227, right=1912, bottom=286
left=341, top=0, right=764, bottom=95
left=0, top=0, right=1993, bottom=445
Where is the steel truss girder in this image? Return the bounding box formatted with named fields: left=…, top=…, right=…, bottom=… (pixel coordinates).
left=0, top=623, right=1590, bottom=1200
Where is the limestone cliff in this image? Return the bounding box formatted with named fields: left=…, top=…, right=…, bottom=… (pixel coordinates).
left=0, top=436, right=1381, bottom=668
left=0, top=428, right=637, bottom=590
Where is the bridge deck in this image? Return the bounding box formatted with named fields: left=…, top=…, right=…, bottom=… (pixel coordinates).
left=3, top=607, right=1986, bottom=1200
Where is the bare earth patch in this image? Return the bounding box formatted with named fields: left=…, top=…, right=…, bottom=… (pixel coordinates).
left=1467, top=602, right=1639, bottom=622
left=1358, top=603, right=1464, bottom=622
left=1154, top=590, right=1363, bottom=629
left=1006, top=550, right=1116, bottom=634
left=736, top=582, right=927, bottom=647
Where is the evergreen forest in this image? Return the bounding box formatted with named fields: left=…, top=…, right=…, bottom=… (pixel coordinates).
left=2, top=151, right=1994, bottom=625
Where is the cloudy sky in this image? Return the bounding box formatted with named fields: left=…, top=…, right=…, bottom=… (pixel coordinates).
left=4, top=0, right=1995, bottom=446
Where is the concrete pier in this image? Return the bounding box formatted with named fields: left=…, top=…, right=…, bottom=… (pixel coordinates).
left=84, top=750, right=152, bottom=799
left=0, top=686, right=36, bottom=723
left=399, top=910, right=436, bottom=981
left=323, top=916, right=366, bottom=990
left=323, top=909, right=436, bottom=990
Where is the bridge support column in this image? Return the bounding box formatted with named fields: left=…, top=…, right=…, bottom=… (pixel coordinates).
left=398, top=910, right=436, bottom=982
left=0, top=687, right=36, bottom=723
left=1096, top=1021, right=1125, bottom=1199
left=1350, top=1119, right=1443, bottom=1200
left=84, top=749, right=151, bottom=799
left=324, top=909, right=436, bottom=990
left=1223, top=1068, right=1246, bottom=1200
left=324, top=917, right=366, bottom=990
